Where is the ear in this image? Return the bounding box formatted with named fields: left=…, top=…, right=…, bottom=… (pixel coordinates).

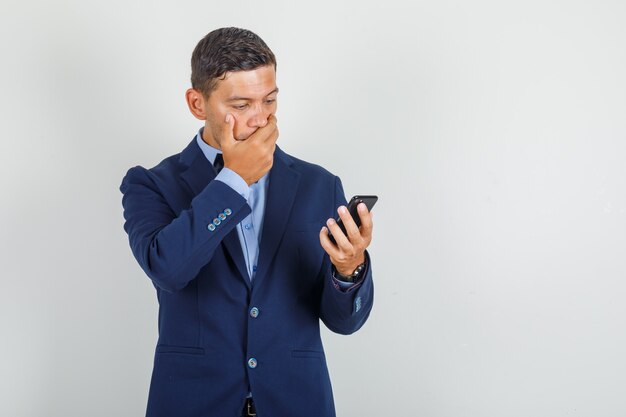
left=185, top=88, right=207, bottom=120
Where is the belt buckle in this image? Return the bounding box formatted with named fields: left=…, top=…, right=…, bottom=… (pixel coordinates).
left=246, top=398, right=257, bottom=416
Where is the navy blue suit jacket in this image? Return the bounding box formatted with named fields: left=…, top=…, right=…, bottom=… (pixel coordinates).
left=120, top=138, right=374, bottom=417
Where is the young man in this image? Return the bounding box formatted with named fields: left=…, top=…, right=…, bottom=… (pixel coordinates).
left=120, top=27, right=375, bottom=417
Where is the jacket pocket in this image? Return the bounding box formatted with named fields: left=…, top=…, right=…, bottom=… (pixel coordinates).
left=291, top=349, right=325, bottom=359
left=155, top=345, right=205, bottom=355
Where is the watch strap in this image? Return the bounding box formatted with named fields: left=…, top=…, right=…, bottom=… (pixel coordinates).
left=333, top=261, right=366, bottom=283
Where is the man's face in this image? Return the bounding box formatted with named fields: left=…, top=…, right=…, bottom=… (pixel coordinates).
left=202, top=65, right=278, bottom=149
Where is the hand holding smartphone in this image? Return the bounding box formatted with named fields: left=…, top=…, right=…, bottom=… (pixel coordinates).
left=328, top=195, right=378, bottom=244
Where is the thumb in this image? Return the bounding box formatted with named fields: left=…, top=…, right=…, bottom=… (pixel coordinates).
left=222, top=113, right=236, bottom=146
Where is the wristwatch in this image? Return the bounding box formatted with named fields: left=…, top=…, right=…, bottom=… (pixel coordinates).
left=333, top=262, right=366, bottom=283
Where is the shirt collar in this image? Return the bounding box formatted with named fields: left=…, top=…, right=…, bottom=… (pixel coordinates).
left=195, top=127, right=221, bottom=165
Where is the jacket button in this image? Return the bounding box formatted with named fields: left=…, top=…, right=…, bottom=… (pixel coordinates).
left=250, top=307, right=259, bottom=318
left=207, top=224, right=216, bottom=232
left=224, top=208, right=232, bottom=216
left=247, top=358, right=257, bottom=369
left=218, top=213, right=227, bottom=220
left=213, top=218, right=221, bottom=226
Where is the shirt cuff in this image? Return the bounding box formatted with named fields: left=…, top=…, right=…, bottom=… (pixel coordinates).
left=333, top=277, right=358, bottom=291
left=215, top=168, right=250, bottom=201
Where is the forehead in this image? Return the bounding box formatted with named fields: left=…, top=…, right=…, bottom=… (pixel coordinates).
left=214, top=65, right=277, bottom=100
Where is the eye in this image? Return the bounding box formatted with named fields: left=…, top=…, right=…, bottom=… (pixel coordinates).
left=265, top=98, right=276, bottom=105
left=232, top=104, right=248, bottom=110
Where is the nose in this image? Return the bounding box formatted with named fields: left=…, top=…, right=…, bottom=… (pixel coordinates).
left=247, top=105, right=269, bottom=128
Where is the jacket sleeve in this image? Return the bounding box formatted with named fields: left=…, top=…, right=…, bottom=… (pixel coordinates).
left=119, top=165, right=251, bottom=292
left=319, top=176, right=374, bottom=335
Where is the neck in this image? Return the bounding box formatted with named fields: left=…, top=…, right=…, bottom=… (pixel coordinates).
left=201, top=127, right=221, bottom=150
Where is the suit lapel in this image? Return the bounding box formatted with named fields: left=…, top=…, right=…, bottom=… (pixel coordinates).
left=253, top=147, right=300, bottom=287
left=179, top=139, right=250, bottom=289
left=180, top=141, right=214, bottom=196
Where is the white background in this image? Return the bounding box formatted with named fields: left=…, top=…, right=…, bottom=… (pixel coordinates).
left=1, top=0, right=625, bottom=416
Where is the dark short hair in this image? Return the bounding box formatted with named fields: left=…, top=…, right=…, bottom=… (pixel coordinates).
left=191, top=27, right=277, bottom=97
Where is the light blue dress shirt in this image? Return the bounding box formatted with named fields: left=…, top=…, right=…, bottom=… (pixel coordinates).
left=195, top=129, right=356, bottom=290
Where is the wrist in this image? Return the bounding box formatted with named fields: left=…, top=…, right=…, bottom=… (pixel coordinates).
left=333, top=258, right=367, bottom=283
left=336, top=253, right=366, bottom=276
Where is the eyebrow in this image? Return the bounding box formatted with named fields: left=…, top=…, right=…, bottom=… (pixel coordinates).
left=226, top=88, right=279, bottom=102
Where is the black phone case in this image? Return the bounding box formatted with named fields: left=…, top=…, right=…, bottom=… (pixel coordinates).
left=329, top=195, right=378, bottom=244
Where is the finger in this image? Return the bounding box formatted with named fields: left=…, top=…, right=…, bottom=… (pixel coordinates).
left=337, top=205, right=362, bottom=242
left=319, top=226, right=340, bottom=258
left=357, top=203, right=373, bottom=238
left=261, top=115, right=279, bottom=144
left=270, top=125, right=279, bottom=145
left=325, top=217, right=352, bottom=252
left=262, top=128, right=279, bottom=153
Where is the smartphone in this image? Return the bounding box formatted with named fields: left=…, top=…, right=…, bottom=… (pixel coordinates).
left=328, top=195, right=378, bottom=244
